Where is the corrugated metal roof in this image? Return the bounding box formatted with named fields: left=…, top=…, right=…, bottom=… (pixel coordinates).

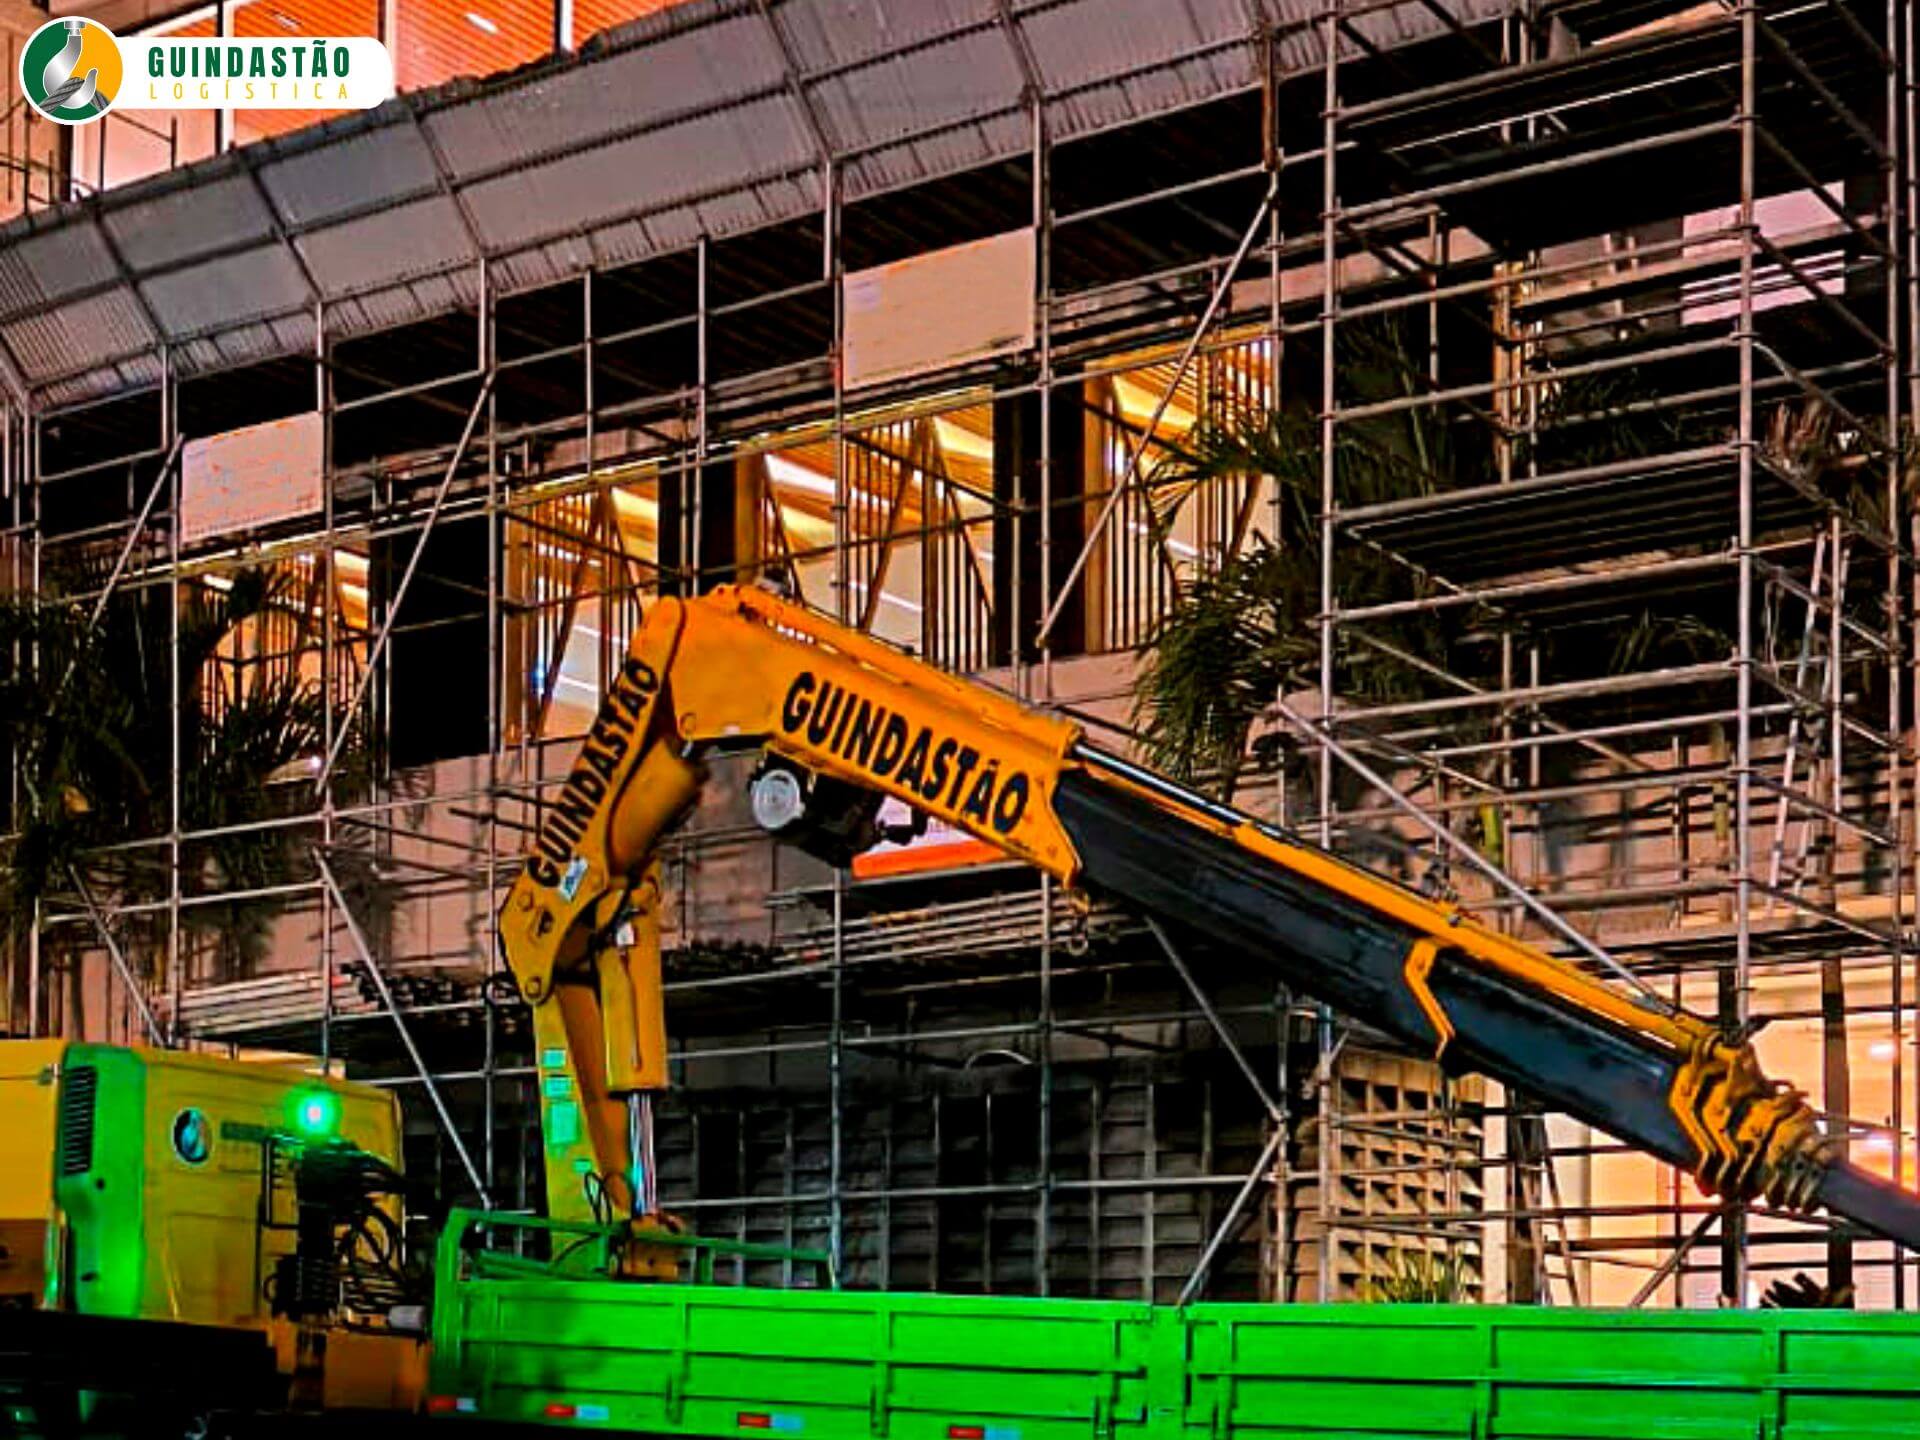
left=490, top=239, right=582, bottom=296
left=425, top=10, right=790, bottom=179
left=774, top=0, right=997, bottom=77
left=812, top=25, right=1024, bottom=157
left=40, top=350, right=165, bottom=409
left=1019, top=0, right=1248, bottom=98
left=321, top=265, right=481, bottom=340
left=458, top=92, right=814, bottom=252
left=103, top=172, right=278, bottom=273
left=842, top=110, right=1031, bottom=201
left=259, top=123, right=444, bottom=229
left=142, top=243, right=312, bottom=337
left=2, top=285, right=157, bottom=382
left=299, top=194, right=478, bottom=294
left=0, top=221, right=123, bottom=316
left=0, top=0, right=1512, bottom=411
left=1045, top=44, right=1248, bottom=139
left=173, top=316, right=318, bottom=382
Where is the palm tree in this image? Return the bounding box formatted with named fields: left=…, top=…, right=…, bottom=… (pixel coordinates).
left=1132, top=318, right=1460, bottom=800
left=1132, top=320, right=1720, bottom=804
left=0, top=565, right=366, bottom=985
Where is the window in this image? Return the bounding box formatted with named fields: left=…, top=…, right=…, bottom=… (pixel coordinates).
left=393, top=0, right=548, bottom=92
left=71, top=9, right=217, bottom=193
left=230, top=0, right=380, bottom=146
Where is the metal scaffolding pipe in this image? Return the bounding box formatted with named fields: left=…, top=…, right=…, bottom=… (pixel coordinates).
left=1273, top=697, right=1667, bottom=1007
left=68, top=868, right=164, bottom=1047
left=314, top=849, right=492, bottom=1207
left=314, top=372, right=496, bottom=793
left=1035, top=172, right=1277, bottom=647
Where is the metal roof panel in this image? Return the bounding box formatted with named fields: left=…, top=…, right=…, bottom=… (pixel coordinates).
left=842, top=109, right=1030, bottom=199
left=40, top=348, right=166, bottom=408
left=587, top=216, right=655, bottom=270
left=0, top=0, right=1509, bottom=408
left=256, top=120, right=444, bottom=229
left=460, top=93, right=813, bottom=253
left=1047, top=46, right=1247, bottom=138
left=423, top=12, right=787, bottom=182
left=173, top=311, right=318, bottom=378
left=141, top=244, right=311, bottom=337
left=773, top=0, right=998, bottom=76
left=1016, top=0, right=1251, bottom=97
left=811, top=25, right=1024, bottom=153
left=103, top=172, right=277, bottom=273
left=300, top=194, right=478, bottom=294
left=4, top=286, right=156, bottom=384
left=326, top=266, right=482, bottom=340
left=640, top=203, right=708, bottom=253
left=0, top=221, right=123, bottom=321
left=492, top=237, right=594, bottom=298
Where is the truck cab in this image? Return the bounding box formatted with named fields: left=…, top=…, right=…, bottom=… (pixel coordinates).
left=0, top=1040, right=422, bottom=1428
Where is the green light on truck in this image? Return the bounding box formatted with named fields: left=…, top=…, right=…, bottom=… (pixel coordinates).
left=290, top=1087, right=341, bottom=1140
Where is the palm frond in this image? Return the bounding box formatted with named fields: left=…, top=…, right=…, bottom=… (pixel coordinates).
left=1132, top=539, right=1317, bottom=794
left=1134, top=315, right=1713, bottom=800
left=1609, top=610, right=1730, bottom=675
left=0, top=569, right=365, bottom=967
left=1358, top=1248, right=1470, bottom=1303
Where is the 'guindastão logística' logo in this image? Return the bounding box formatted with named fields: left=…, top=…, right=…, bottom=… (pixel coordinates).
left=20, top=16, right=393, bottom=126
left=20, top=18, right=122, bottom=124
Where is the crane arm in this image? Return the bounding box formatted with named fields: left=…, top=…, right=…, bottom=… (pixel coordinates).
left=497, top=584, right=1079, bottom=1225
left=499, top=584, right=1920, bottom=1253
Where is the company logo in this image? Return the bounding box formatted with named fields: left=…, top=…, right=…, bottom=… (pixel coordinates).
left=526, top=657, right=660, bottom=891
left=777, top=671, right=1034, bottom=837
left=21, top=18, right=122, bottom=124
left=19, top=17, right=394, bottom=126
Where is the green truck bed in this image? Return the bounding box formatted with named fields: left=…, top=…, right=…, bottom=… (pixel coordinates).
left=428, top=1212, right=1920, bottom=1438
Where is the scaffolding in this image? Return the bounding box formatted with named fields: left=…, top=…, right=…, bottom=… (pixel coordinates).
left=1292, top=0, right=1914, bottom=1307
left=1, top=0, right=1916, bottom=1307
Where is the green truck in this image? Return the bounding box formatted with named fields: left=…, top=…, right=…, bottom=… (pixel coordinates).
left=425, top=1209, right=1920, bottom=1439
left=13, top=1043, right=1920, bottom=1439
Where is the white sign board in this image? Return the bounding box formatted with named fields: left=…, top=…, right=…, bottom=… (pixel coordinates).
left=844, top=227, right=1035, bottom=388
left=181, top=410, right=324, bottom=546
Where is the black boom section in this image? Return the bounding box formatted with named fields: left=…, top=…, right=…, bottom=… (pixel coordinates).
left=1053, top=769, right=1700, bottom=1171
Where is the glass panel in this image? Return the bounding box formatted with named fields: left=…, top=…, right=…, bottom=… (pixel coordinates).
left=503, top=479, right=657, bottom=743
left=754, top=407, right=994, bottom=672
left=195, top=551, right=366, bottom=747
left=1077, top=335, right=1275, bottom=655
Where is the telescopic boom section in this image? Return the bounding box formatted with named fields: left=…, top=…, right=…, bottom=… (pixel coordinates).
left=499, top=585, right=1920, bottom=1253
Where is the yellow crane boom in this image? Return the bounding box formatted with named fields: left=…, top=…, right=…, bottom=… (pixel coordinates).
left=498, top=585, right=1920, bottom=1255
